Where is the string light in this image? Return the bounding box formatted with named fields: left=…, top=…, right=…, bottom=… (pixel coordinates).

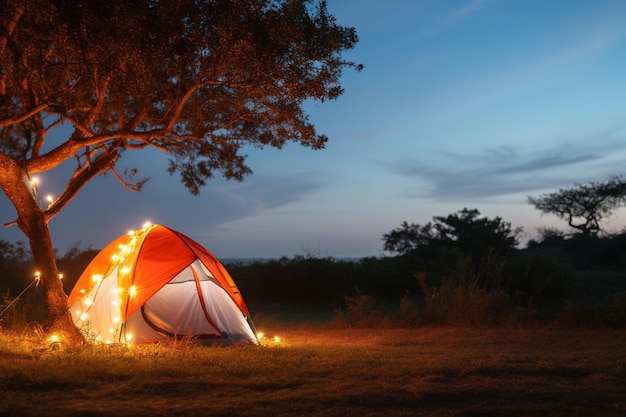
left=74, top=221, right=156, bottom=345
left=255, top=332, right=282, bottom=346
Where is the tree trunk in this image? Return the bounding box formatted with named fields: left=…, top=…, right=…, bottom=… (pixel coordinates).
left=18, top=208, right=84, bottom=346
left=0, top=156, right=83, bottom=346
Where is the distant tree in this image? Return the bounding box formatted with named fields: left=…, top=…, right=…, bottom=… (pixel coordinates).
left=383, top=208, right=522, bottom=262
left=0, top=240, right=30, bottom=293
left=526, top=227, right=566, bottom=249
left=527, top=175, right=626, bottom=237
left=0, top=0, right=361, bottom=343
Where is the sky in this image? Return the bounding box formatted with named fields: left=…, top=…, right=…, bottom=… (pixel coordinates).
left=3, top=0, right=626, bottom=259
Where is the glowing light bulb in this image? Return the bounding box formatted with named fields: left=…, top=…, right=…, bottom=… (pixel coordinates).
left=46, top=195, right=53, bottom=203
left=84, top=297, right=93, bottom=306
left=47, top=334, right=59, bottom=343
left=129, top=285, right=138, bottom=297
left=92, top=274, right=103, bottom=283
left=256, top=332, right=264, bottom=340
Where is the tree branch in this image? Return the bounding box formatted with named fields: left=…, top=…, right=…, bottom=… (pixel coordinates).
left=43, top=150, right=119, bottom=221
left=0, top=103, right=49, bottom=127
left=110, top=167, right=149, bottom=192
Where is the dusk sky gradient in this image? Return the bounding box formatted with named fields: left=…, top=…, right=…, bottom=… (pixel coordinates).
left=3, top=0, right=626, bottom=259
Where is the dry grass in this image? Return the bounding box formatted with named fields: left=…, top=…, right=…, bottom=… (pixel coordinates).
left=0, top=325, right=625, bottom=417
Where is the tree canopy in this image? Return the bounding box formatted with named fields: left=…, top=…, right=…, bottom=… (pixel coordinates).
left=527, top=175, right=626, bottom=236
left=0, top=0, right=360, bottom=342
left=383, top=208, right=521, bottom=262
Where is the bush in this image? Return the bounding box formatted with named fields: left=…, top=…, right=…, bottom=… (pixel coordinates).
left=502, top=253, right=578, bottom=307
left=396, top=292, right=421, bottom=327
left=417, top=273, right=516, bottom=326
left=332, top=290, right=393, bottom=328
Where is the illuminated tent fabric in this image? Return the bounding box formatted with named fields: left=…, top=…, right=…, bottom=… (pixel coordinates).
left=67, top=224, right=258, bottom=345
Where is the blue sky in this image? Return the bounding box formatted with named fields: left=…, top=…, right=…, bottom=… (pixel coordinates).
left=3, top=0, right=626, bottom=259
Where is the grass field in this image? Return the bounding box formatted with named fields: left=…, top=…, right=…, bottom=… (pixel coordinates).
left=0, top=325, right=625, bottom=417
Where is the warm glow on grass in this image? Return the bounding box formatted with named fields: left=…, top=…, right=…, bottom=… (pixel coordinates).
left=256, top=331, right=283, bottom=347
left=0, top=327, right=625, bottom=416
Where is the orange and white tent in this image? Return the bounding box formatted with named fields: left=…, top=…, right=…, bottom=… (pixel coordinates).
left=67, top=223, right=258, bottom=345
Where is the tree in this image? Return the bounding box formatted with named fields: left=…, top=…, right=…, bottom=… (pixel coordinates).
left=527, top=175, right=626, bottom=237
left=0, top=0, right=360, bottom=344
left=383, top=208, right=521, bottom=261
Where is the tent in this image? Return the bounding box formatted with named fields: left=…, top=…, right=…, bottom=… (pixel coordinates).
left=67, top=223, right=258, bottom=345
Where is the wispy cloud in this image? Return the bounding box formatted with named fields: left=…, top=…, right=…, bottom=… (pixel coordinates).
left=212, top=173, right=324, bottom=224
left=389, top=135, right=626, bottom=201
left=418, top=0, right=490, bottom=39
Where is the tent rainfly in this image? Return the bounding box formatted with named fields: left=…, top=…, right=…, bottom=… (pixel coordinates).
left=67, top=223, right=258, bottom=345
